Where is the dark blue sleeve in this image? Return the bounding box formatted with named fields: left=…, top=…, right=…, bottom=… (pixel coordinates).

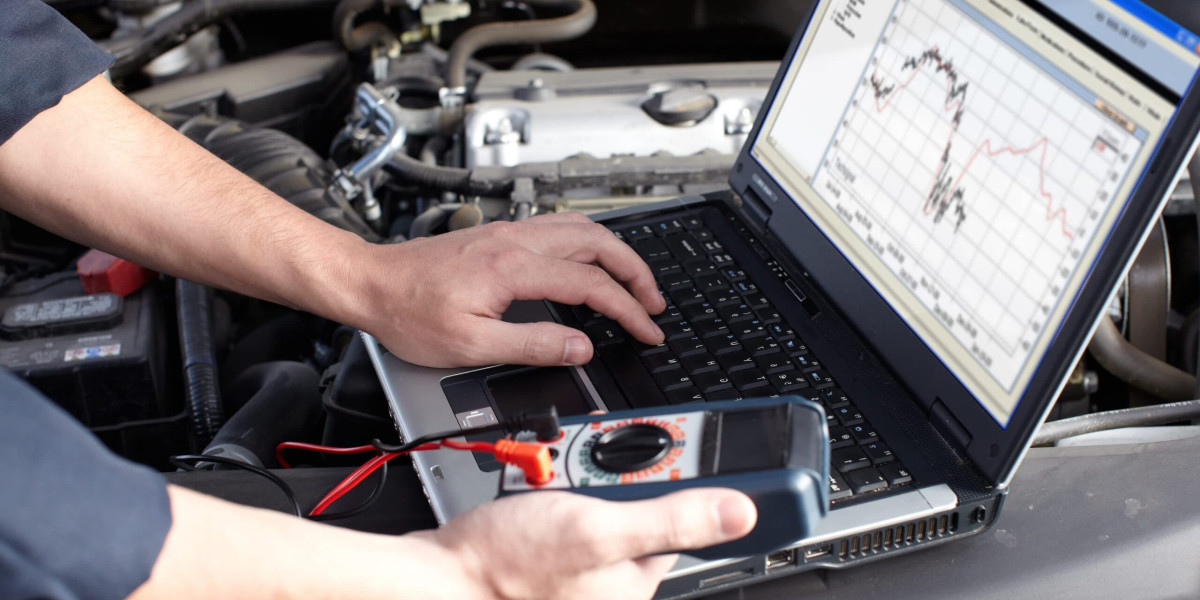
left=0, top=370, right=172, bottom=600
left=0, top=0, right=115, bottom=145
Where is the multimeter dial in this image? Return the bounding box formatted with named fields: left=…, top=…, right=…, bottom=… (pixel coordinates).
left=590, top=423, right=673, bottom=473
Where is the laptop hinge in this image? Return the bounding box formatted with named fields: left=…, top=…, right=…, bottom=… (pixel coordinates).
left=929, top=399, right=971, bottom=454
left=737, top=184, right=772, bottom=228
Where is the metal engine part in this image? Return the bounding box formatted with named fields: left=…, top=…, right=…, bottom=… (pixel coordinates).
left=463, top=63, right=777, bottom=193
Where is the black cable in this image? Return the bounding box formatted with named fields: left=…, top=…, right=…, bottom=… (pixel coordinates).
left=371, top=423, right=505, bottom=453
left=371, top=406, right=560, bottom=453
left=170, top=454, right=305, bottom=518
left=307, top=459, right=389, bottom=521
left=1032, top=398, right=1200, bottom=446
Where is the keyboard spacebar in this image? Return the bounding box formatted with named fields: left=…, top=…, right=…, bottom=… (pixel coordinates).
left=597, top=346, right=668, bottom=408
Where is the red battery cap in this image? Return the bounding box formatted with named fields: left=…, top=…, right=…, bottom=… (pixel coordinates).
left=77, top=249, right=153, bottom=297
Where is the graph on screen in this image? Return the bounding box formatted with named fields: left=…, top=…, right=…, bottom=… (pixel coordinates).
left=812, top=0, right=1143, bottom=389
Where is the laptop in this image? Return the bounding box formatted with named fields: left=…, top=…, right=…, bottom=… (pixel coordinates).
left=364, top=0, right=1200, bottom=596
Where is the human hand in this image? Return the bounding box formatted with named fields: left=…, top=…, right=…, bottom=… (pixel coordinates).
left=416, top=488, right=757, bottom=600
left=349, top=212, right=666, bottom=368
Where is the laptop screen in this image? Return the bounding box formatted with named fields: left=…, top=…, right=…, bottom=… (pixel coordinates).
left=751, top=0, right=1200, bottom=426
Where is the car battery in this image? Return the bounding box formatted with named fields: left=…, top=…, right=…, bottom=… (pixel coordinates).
left=0, top=274, right=168, bottom=428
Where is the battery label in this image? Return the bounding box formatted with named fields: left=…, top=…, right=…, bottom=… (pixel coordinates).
left=64, top=344, right=121, bottom=362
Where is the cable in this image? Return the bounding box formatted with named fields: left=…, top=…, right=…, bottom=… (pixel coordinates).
left=275, top=442, right=379, bottom=469
left=170, top=454, right=304, bottom=518
left=307, top=459, right=389, bottom=522
left=1032, top=398, right=1200, bottom=446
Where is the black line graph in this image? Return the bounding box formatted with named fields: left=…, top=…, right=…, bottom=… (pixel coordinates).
left=813, top=0, right=1141, bottom=389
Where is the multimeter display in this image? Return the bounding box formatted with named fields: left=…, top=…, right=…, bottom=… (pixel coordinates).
left=711, top=405, right=792, bottom=475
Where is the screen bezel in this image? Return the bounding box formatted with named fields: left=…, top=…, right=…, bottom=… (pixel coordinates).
left=727, top=0, right=1200, bottom=486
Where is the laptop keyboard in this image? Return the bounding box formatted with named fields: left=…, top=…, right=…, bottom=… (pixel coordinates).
left=575, top=212, right=912, bottom=502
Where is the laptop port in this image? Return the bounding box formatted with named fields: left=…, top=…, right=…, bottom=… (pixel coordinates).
left=765, top=549, right=796, bottom=571
left=803, top=544, right=833, bottom=561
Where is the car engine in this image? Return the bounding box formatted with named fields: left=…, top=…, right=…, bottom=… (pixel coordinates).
left=10, top=0, right=1200, bottom=478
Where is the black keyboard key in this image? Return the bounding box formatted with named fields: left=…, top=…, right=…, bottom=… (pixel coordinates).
left=717, top=349, right=755, bottom=372
left=770, top=369, right=809, bottom=393
left=845, top=468, right=888, bottom=494
left=669, top=336, right=708, bottom=357
left=621, top=224, right=655, bottom=241
left=597, top=346, right=666, bottom=408
left=647, top=259, right=683, bottom=279
left=721, top=267, right=747, bottom=282
left=681, top=215, right=705, bottom=230
left=640, top=352, right=681, bottom=374
left=683, top=258, right=717, bottom=277
left=793, top=354, right=823, bottom=371
left=705, top=334, right=744, bottom=355
left=756, top=308, right=783, bottom=324
left=665, top=233, right=703, bottom=260
left=849, top=424, right=879, bottom=445
left=805, top=369, right=835, bottom=389
left=745, top=336, right=783, bottom=357
left=660, top=320, right=694, bottom=340
left=878, top=462, right=912, bottom=485
left=691, top=228, right=714, bottom=242
left=767, top=323, right=796, bottom=340
left=754, top=351, right=793, bottom=374
left=660, top=274, right=694, bottom=292
left=681, top=301, right=718, bottom=322
left=635, top=343, right=669, bottom=357
left=652, top=306, right=684, bottom=325
left=734, top=281, right=759, bottom=295
left=711, top=252, right=734, bottom=267
left=829, top=472, right=853, bottom=500
left=782, top=338, right=809, bottom=355
left=744, top=293, right=770, bottom=310
left=731, top=320, right=767, bottom=341
left=585, top=322, right=626, bottom=346
left=707, top=288, right=743, bottom=307
left=652, top=219, right=684, bottom=237
left=863, top=442, right=894, bottom=464
left=828, top=426, right=853, bottom=449
left=833, top=405, right=865, bottom=426
left=832, top=446, right=871, bottom=473
left=731, top=368, right=770, bottom=391
left=692, top=371, right=733, bottom=393
left=701, top=240, right=725, bottom=254
left=681, top=353, right=720, bottom=375
left=819, top=388, right=852, bottom=408
left=693, top=318, right=729, bottom=339
left=665, top=385, right=705, bottom=405
left=633, top=238, right=672, bottom=261
left=705, top=388, right=744, bottom=402
left=669, top=287, right=706, bottom=307
left=718, top=303, right=755, bottom=324
left=572, top=306, right=605, bottom=325
left=696, top=274, right=728, bottom=293
left=652, top=370, right=694, bottom=392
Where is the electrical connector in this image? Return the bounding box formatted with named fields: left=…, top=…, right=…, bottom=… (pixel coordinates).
left=493, top=438, right=554, bottom=485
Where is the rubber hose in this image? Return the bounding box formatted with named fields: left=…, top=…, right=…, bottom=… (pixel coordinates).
left=409, top=202, right=463, bottom=238
left=1088, top=316, right=1197, bottom=401
left=161, top=112, right=382, bottom=241
left=103, top=0, right=339, bottom=80
left=203, top=362, right=324, bottom=467
left=178, top=278, right=224, bottom=445
left=445, top=0, right=597, bottom=89
left=1032, top=398, right=1200, bottom=446
left=333, top=0, right=397, bottom=52
left=383, top=152, right=514, bottom=197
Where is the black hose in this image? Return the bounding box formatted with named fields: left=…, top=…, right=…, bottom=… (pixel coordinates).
left=445, top=0, right=597, bottom=89
left=203, top=362, right=324, bottom=468
left=383, top=152, right=514, bottom=197
left=102, top=0, right=339, bottom=80
left=159, top=112, right=382, bottom=241
left=333, top=0, right=398, bottom=51
left=1088, top=315, right=1197, bottom=401
left=177, top=278, right=224, bottom=445
left=1032, top=399, right=1200, bottom=446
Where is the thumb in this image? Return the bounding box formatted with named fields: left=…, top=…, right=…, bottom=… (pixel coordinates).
left=472, top=320, right=595, bottom=366
left=592, top=489, right=757, bottom=563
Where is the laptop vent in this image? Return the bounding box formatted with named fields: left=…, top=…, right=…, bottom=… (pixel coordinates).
left=818, top=512, right=960, bottom=561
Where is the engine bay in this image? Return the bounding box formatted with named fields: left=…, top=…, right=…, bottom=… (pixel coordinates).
left=14, top=0, right=1200, bottom=525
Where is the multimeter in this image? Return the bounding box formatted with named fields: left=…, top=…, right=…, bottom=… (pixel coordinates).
left=498, top=396, right=829, bottom=559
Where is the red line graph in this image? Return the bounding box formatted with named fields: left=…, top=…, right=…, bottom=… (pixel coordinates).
left=870, top=46, right=1075, bottom=240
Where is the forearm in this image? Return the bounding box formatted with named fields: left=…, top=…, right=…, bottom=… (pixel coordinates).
left=129, top=486, right=480, bottom=600
left=0, top=75, right=373, bottom=330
